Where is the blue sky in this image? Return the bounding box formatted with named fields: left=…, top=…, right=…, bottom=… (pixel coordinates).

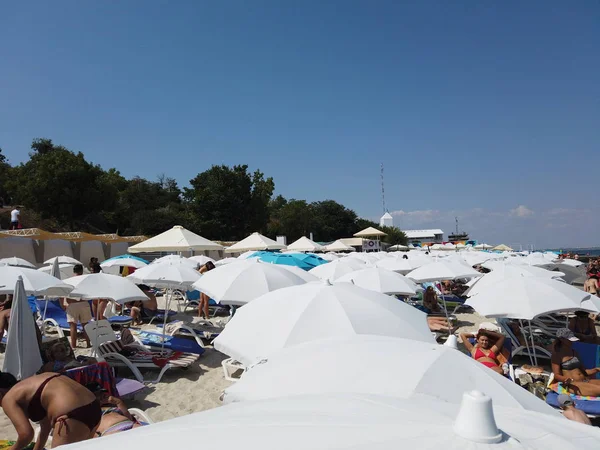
left=1, top=1, right=598, bottom=248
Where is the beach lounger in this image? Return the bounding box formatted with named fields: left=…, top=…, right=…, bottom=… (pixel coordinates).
left=160, top=319, right=222, bottom=342
left=173, top=290, right=229, bottom=316
left=85, top=320, right=199, bottom=384
left=129, top=408, right=154, bottom=424
left=133, top=329, right=206, bottom=355
left=497, top=318, right=552, bottom=361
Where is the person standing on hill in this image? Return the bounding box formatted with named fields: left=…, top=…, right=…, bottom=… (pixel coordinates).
left=10, top=206, right=20, bottom=230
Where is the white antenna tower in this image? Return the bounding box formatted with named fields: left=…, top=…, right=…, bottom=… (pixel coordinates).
left=380, top=163, right=386, bottom=214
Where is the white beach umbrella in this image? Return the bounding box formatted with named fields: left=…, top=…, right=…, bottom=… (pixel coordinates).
left=127, top=262, right=200, bottom=289
left=3, top=276, right=43, bottom=379
left=474, top=243, right=493, bottom=250
left=277, top=264, right=320, bottom=283
left=0, top=266, right=73, bottom=296
left=43, top=255, right=82, bottom=265
left=100, top=255, right=148, bottom=270
left=406, top=261, right=482, bottom=283
left=150, top=254, right=198, bottom=268
left=128, top=225, right=223, bottom=253
left=465, top=277, right=596, bottom=320
left=236, top=251, right=259, bottom=260
left=225, top=232, right=286, bottom=253
left=193, top=259, right=307, bottom=306
left=286, top=236, right=323, bottom=252
left=0, top=257, right=36, bottom=269
left=374, top=257, right=413, bottom=274
left=524, top=253, right=555, bottom=268
left=465, top=265, right=565, bottom=297
left=71, top=391, right=600, bottom=450
left=388, top=244, right=408, bottom=250
left=215, top=257, right=241, bottom=266
left=318, top=253, right=339, bottom=261
left=188, top=255, right=216, bottom=266
left=456, top=252, right=494, bottom=267
left=335, top=268, right=419, bottom=295
left=223, top=336, right=556, bottom=415
left=308, top=259, right=359, bottom=282
left=50, top=257, right=61, bottom=280
left=559, top=259, right=584, bottom=267
left=324, top=240, right=354, bottom=252
left=63, top=273, right=148, bottom=304
left=213, top=282, right=434, bottom=366
left=38, top=263, right=90, bottom=280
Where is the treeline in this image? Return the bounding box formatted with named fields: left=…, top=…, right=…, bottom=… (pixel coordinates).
left=0, top=139, right=406, bottom=245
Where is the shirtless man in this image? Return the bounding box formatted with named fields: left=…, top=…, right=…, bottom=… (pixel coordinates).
left=130, top=284, right=158, bottom=325
left=62, top=264, right=91, bottom=348
left=557, top=394, right=591, bottom=425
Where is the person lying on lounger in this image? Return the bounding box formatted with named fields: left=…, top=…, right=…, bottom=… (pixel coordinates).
left=86, top=384, right=146, bottom=437
left=40, top=341, right=97, bottom=373
left=550, top=329, right=600, bottom=397
left=459, top=329, right=506, bottom=375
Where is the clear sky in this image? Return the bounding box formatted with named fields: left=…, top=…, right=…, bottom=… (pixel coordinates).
left=1, top=1, right=598, bottom=249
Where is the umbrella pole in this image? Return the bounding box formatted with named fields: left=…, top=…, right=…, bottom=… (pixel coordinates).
left=528, top=320, right=538, bottom=366
left=518, top=319, right=535, bottom=366
left=440, top=289, right=451, bottom=336
left=41, top=298, right=49, bottom=335
left=161, top=288, right=170, bottom=352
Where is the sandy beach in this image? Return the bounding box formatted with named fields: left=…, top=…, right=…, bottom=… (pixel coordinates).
left=0, top=299, right=491, bottom=441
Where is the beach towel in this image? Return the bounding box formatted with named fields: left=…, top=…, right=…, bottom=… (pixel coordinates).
left=0, top=441, right=36, bottom=449
left=553, top=382, right=600, bottom=401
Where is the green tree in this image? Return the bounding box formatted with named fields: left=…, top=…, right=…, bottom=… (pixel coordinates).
left=184, top=165, right=274, bottom=240
left=268, top=199, right=313, bottom=242
left=311, top=200, right=358, bottom=242
left=354, top=218, right=408, bottom=246
left=31, top=138, right=56, bottom=155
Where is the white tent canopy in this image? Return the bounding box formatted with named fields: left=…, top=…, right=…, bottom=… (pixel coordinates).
left=286, top=236, right=323, bottom=252
left=225, top=232, right=286, bottom=253
left=324, top=240, right=354, bottom=252
left=128, top=225, right=223, bottom=253
left=223, top=336, right=557, bottom=415
left=353, top=226, right=386, bottom=237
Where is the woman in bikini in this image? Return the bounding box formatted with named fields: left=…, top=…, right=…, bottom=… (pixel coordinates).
left=459, top=329, right=505, bottom=375
left=87, top=384, right=145, bottom=437
left=198, top=262, right=216, bottom=319
left=0, top=372, right=102, bottom=449
left=551, top=328, right=600, bottom=396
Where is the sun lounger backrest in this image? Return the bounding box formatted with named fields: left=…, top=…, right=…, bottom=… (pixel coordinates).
left=85, top=320, right=119, bottom=350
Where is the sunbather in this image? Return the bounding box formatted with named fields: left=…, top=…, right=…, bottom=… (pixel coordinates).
left=40, top=341, right=97, bottom=373
left=0, top=294, right=12, bottom=342
left=427, top=316, right=453, bottom=332
left=86, top=384, right=146, bottom=437
left=550, top=329, right=600, bottom=396
left=0, top=371, right=101, bottom=449
left=459, top=329, right=506, bottom=375
left=198, top=262, right=216, bottom=319
left=62, top=264, right=91, bottom=348
left=557, top=394, right=592, bottom=425
left=568, top=311, right=600, bottom=345
left=422, top=286, right=441, bottom=314
left=129, top=284, right=158, bottom=325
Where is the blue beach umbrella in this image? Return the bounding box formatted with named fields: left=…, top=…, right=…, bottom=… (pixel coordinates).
left=250, top=252, right=315, bottom=271
left=287, top=253, right=328, bottom=268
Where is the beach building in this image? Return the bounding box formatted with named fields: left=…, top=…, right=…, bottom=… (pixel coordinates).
left=404, top=229, right=444, bottom=246
left=379, top=212, right=393, bottom=228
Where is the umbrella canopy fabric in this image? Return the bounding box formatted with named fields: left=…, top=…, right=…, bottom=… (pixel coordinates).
left=101, top=254, right=149, bottom=269
left=43, top=255, right=82, bottom=265
left=406, top=261, right=482, bottom=283
left=225, top=232, right=286, bottom=253
left=323, top=240, right=354, bottom=252
left=127, top=262, right=200, bottom=289
left=286, top=253, right=327, bottom=267
left=38, top=263, right=90, bottom=280
left=374, top=257, right=413, bottom=274
left=249, top=252, right=315, bottom=271
left=466, top=277, right=597, bottom=319
left=474, top=243, right=493, bottom=249
left=0, top=257, right=36, bottom=269
left=3, top=276, right=43, bottom=379
left=71, top=392, right=600, bottom=450
left=188, top=255, right=216, bottom=266
left=493, top=244, right=513, bottom=251
left=388, top=244, right=408, bottom=250
left=150, top=254, right=199, bottom=268
left=128, top=225, right=223, bottom=253
left=286, top=236, right=324, bottom=252
left=63, top=273, right=149, bottom=304
left=276, top=264, right=320, bottom=283
left=308, top=260, right=359, bottom=282
left=193, top=259, right=308, bottom=306
left=353, top=226, right=386, bottom=237
left=0, top=266, right=73, bottom=296
left=215, top=257, right=240, bottom=266
left=335, top=268, right=419, bottom=295
left=50, top=257, right=61, bottom=280
left=559, top=259, right=584, bottom=267
left=465, top=265, right=564, bottom=297
left=223, top=336, right=556, bottom=415
left=213, top=283, right=434, bottom=366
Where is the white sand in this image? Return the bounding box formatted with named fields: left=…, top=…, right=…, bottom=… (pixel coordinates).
left=0, top=302, right=487, bottom=442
